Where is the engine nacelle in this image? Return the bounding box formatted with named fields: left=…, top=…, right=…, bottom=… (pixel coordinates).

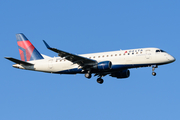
left=110, top=70, right=130, bottom=78
left=95, top=61, right=112, bottom=70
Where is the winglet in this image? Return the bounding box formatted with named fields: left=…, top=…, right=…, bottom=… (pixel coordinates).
left=42, top=40, right=59, bottom=54
left=43, top=40, right=51, bottom=49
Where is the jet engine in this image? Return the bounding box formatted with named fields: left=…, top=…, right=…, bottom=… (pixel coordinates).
left=94, top=61, right=112, bottom=70
left=110, top=70, right=130, bottom=78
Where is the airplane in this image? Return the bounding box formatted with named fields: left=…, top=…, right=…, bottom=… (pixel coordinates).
left=5, top=33, right=175, bottom=84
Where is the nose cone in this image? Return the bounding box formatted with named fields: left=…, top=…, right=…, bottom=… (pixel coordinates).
left=167, top=55, right=176, bottom=63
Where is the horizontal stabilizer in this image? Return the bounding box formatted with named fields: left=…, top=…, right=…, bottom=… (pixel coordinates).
left=5, top=57, right=34, bottom=65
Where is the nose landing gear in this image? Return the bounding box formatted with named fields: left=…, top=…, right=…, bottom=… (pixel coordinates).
left=152, top=71, right=156, bottom=76
left=152, top=65, right=158, bottom=76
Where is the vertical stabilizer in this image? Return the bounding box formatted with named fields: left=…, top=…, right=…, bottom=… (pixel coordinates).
left=16, top=33, right=44, bottom=61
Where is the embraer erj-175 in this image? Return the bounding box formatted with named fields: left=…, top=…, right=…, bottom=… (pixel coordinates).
left=5, top=33, right=175, bottom=84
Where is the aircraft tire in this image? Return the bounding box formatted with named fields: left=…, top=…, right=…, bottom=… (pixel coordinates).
left=97, top=78, right=103, bottom=84
left=152, top=72, right=156, bottom=76
left=85, top=73, right=91, bottom=79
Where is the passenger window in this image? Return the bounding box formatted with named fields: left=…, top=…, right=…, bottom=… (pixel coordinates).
left=119, top=54, right=121, bottom=56
left=107, top=55, right=108, bottom=57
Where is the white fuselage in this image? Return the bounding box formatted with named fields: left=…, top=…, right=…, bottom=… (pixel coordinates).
left=15, top=47, right=175, bottom=74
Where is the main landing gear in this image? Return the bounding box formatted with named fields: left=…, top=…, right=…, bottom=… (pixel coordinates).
left=85, top=72, right=104, bottom=84
left=95, top=73, right=104, bottom=84
left=97, top=77, right=104, bottom=84
left=152, top=65, right=158, bottom=76
left=85, top=71, right=92, bottom=79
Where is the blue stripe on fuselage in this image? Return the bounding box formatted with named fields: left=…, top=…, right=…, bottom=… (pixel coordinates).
left=54, top=64, right=153, bottom=74
left=57, top=68, right=83, bottom=74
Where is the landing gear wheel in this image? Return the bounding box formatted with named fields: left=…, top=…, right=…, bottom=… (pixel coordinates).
left=85, top=73, right=92, bottom=79
left=97, top=78, right=104, bottom=84
left=152, top=72, right=156, bottom=76
left=151, top=65, right=157, bottom=76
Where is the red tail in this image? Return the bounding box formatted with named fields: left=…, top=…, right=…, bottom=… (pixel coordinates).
left=16, top=33, right=44, bottom=61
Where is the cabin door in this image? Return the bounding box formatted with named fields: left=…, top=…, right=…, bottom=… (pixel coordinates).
left=48, top=59, right=53, bottom=69
left=145, top=50, right=151, bottom=59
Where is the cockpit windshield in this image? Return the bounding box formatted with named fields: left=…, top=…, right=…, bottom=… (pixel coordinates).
left=156, top=49, right=166, bottom=53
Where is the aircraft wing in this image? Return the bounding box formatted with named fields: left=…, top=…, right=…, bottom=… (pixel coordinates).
left=43, top=40, right=97, bottom=66
left=5, top=57, right=34, bottom=65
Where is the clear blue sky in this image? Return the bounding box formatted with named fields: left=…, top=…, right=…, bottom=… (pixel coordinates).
left=1, top=0, right=179, bottom=120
